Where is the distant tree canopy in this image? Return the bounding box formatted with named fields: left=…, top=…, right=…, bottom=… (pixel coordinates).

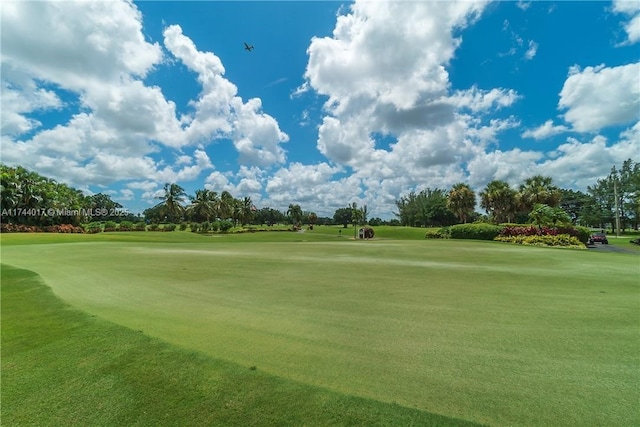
left=395, top=188, right=456, bottom=227
left=333, top=207, right=352, bottom=228
left=0, top=164, right=127, bottom=226
left=3, top=159, right=638, bottom=231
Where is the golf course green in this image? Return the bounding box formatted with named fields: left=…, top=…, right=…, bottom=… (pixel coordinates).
left=2, top=229, right=638, bottom=426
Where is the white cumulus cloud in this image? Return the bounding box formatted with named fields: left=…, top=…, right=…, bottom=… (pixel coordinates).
left=559, top=63, right=640, bottom=132
left=522, top=120, right=569, bottom=139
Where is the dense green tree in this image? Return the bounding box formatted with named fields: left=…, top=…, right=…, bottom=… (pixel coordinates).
left=218, top=191, right=235, bottom=221
left=395, top=189, right=456, bottom=227
left=479, top=180, right=518, bottom=224
left=518, top=175, right=562, bottom=211
left=559, top=189, right=592, bottom=225
left=333, top=207, right=352, bottom=228
left=306, top=212, right=318, bottom=226
left=583, top=159, right=639, bottom=231
left=187, top=189, right=218, bottom=223
left=237, top=196, right=255, bottom=226
left=0, top=164, right=91, bottom=226
left=254, top=207, right=285, bottom=225
left=287, top=203, right=303, bottom=226
left=368, top=217, right=383, bottom=226
left=529, top=203, right=571, bottom=230
left=155, top=183, right=186, bottom=223
left=350, top=202, right=363, bottom=227
left=447, top=183, right=476, bottom=224
left=87, top=193, right=124, bottom=222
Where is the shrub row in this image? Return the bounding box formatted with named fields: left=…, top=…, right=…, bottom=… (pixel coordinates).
left=448, top=223, right=503, bottom=240
left=190, top=221, right=234, bottom=233
left=425, top=223, right=503, bottom=240
left=86, top=221, right=149, bottom=233
left=0, top=223, right=84, bottom=233
left=495, top=234, right=585, bottom=248
left=424, top=229, right=448, bottom=239
left=500, top=225, right=591, bottom=244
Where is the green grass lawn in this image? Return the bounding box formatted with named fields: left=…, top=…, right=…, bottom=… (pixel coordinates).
left=2, top=230, right=638, bottom=426
left=2, top=264, right=479, bottom=426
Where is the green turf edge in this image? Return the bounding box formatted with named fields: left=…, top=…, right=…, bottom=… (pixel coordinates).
left=1, top=263, right=484, bottom=427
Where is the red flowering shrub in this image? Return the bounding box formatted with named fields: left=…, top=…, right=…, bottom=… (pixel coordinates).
left=1, top=223, right=84, bottom=233
left=497, top=225, right=589, bottom=247
left=43, top=224, right=85, bottom=233
left=1, top=223, right=42, bottom=233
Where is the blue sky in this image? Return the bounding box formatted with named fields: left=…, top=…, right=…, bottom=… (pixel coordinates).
left=2, top=1, right=639, bottom=219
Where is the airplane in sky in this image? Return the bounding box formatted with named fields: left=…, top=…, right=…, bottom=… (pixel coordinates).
left=244, top=42, right=254, bottom=52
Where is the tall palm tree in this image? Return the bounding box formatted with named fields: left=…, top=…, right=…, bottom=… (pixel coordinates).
left=187, top=189, right=217, bottom=223
left=447, top=183, right=476, bottom=224
left=307, top=212, right=318, bottom=226
left=155, top=183, right=186, bottom=223
left=287, top=203, right=303, bottom=226
left=238, top=196, right=255, bottom=226
left=480, top=180, right=518, bottom=224
left=217, top=191, right=235, bottom=221
left=519, top=175, right=561, bottom=211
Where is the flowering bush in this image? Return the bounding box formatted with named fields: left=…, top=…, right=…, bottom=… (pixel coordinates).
left=43, top=224, right=85, bottom=233
left=495, top=234, right=585, bottom=249
left=425, top=229, right=445, bottom=239
left=499, top=225, right=589, bottom=243
left=1, top=223, right=42, bottom=233
left=1, top=223, right=84, bottom=233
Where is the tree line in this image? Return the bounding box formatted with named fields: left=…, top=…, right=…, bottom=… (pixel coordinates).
left=1, top=159, right=638, bottom=231
left=394, top=159, right=639, bottom=232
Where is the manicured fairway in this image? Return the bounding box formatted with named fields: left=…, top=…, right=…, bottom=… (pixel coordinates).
left=2, top=264, right=479, bottom=426
left=2, top=231, right=638, bottom=426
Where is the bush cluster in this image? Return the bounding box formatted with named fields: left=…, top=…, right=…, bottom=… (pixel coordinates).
left=448, top=223, right=503, bottom=240
left=118, top=221, right=135, bottom=231
left=424, top=228, right=449, bottom=239
left=499, top=225, right=590, bottom=244
left=86, top=222, right=102, bottom=233
left=495, top=234, right=585, bottom=248
left=0, top=223, right=85, bottom=233
left=43, top=224, right=85, bottom=233
left=103, top=221, right=118, bottom=232
left=86, top=221, right=148, bottom=233
left=190, top=220, right=233, bottom=233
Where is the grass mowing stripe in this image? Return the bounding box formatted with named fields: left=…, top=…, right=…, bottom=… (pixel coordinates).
left=1, top=264, right=483, bottom=426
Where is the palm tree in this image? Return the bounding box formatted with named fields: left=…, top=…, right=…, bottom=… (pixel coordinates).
left=287, top=203, right=303, bottom=226
left=519, top=175, right=561, bottom=211
left=218, top=191, right=235, bottom=221
left=155, top=183, right=186, bottom=223
left=480, top=180, right=518, bottom=224
left=187, top=189, right=217, bottom=223
left=238, top=196, right=255, bottom=226
left=307, top=212, right=318, bottom=226
left=447, top=183, right=476, bottom=224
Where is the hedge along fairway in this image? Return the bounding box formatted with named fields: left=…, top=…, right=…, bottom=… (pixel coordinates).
left=2, top=233, right=638, bottom=426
